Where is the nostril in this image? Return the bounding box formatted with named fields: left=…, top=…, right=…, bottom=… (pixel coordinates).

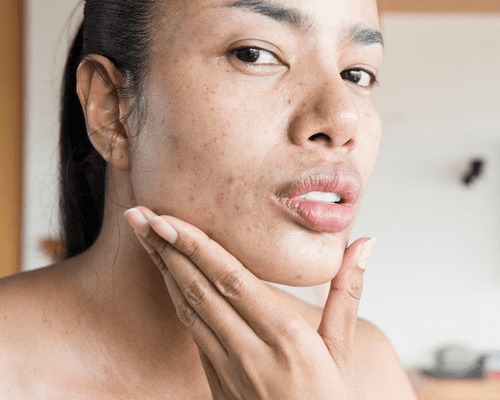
left=308, top=133, right=331, bottom=142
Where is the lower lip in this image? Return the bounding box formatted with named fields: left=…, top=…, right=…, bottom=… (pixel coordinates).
left=276, top=198, right=354, bottom=233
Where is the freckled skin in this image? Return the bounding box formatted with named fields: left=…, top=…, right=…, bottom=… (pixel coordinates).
left=131, top=0, right=383, bottom=286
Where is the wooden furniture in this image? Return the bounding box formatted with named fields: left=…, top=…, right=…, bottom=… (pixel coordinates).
left=408, top=370, right=500, bottom=399
left=0, top=0, right=24, bottom=278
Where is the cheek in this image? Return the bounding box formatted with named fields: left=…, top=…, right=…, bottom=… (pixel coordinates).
left=359, top=106, right=382, bottom=173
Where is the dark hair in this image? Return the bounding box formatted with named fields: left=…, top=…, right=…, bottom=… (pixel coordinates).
left=59, top=1, right=158, bottom=259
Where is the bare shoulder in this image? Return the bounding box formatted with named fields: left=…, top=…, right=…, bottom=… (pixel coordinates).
left=0, top=270, right=48, bottom=397
left=353, top=318, right=417, bottom=399
left=267, top=286, right=417, bottom=399
left=0, top=265, right=81, bottom=398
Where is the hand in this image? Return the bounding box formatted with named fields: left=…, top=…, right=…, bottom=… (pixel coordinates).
left=124, top=207, right=375, bottom=399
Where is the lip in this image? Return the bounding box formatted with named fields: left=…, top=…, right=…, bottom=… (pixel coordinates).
left=274, top=165, right=361, bottom=233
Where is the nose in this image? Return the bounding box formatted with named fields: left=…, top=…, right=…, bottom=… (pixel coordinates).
left=288, top=74, right=359, bottom=153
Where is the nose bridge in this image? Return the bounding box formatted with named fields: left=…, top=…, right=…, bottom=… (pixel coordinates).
left=288, top=71, right=359, bottom=151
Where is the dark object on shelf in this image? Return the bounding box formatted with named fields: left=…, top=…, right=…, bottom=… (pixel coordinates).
left=421, top=346, right=489, bottom=379
left=462, top=158, right=485, bottom=186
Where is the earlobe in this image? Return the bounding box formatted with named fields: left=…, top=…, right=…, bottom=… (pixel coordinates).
left=76, top=55, right=131, bottom=171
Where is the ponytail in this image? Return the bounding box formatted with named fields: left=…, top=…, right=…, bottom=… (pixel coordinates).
left=59, top=23, right=106, bottom=259
left=59, top=0, right=158, bottom=259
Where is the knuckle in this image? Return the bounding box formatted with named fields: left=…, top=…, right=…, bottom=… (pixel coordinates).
left=144, top=228, right=170, bottom=255
left=320, top=332, right=352, bottom=365
left=150, top=252, right=169, bottom=274
left=180, top=233, right=207, bottom=260
left=176, top=302, right=198, bottom=328
left=184, top=279, right=211, bottom=309
left=346, top=274, right=364, bottom=302
left=216, top=269, right=245, bottom=300
left=275, top=316, right=308, bottom=349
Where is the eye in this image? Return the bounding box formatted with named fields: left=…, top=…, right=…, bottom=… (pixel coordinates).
left=230, top=47, right=280, bottom=65
left=341, top=69, right=378, bottom=88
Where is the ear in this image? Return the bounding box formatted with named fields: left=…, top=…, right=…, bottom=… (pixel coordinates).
left=76, top=55, right=131, bottom=171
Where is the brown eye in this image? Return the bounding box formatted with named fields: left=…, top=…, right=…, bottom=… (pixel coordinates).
left=341, top=69, right=376, bottom=88
left=230, top=47, right=279, bottom=65
left=233, top=48, right=261, bottom=63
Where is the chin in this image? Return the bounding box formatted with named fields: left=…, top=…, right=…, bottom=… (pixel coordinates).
left=223, top=234, right=347, bottom=288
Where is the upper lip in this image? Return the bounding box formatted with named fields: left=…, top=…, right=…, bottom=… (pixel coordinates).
left=274, top=165, right=361, bottom=205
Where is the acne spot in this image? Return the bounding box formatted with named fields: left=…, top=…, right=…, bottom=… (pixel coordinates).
left=217, top=193, right=225, bottom=204
left=295, top=274, right=303, bottom=280
left=178, top=162, right=183, bottom=170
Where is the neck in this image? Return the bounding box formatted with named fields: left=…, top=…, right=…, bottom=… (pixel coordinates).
left=69, top=169, right=209, bottom=393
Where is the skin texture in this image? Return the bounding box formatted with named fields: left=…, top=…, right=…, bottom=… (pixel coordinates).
left=130, top=0, right=383, bottom=286
left=0, top=0, right=417, bottom=398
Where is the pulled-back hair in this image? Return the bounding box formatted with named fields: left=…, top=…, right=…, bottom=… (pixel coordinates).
left=60, top=0, right=159, bottom=259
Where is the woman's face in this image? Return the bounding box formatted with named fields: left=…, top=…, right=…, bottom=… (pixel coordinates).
left=131, top=0, right=383, bottom=286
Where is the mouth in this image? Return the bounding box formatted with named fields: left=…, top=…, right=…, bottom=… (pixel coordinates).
left=274, top=166, right=360, bottom=233
left=297, top=191, right=343, bottom=204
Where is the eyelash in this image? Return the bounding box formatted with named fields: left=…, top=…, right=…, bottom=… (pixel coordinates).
left=230, top=46, right=379, bottom=88
left=340, top=69, right=379, bottom=88
left=229, top=47, right=280, bottom=65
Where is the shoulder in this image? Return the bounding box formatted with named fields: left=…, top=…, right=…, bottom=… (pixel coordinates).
left=353, top=318, right=417, bottom=399
left=0, top=266, right=82, bottom=398
left=267, top=286, right=416, bottom=399
left=0, top=270, right=47, bottom=397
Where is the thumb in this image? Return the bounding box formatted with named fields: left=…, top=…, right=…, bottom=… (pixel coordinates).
left=317, top=237, right=376, bottom=366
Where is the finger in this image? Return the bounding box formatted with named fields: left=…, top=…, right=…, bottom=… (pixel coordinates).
left=317, top=237, right=376, bottom=367
left=132, top=231, right=230, bottom=367
left=143, top=210, right=308, bottom=348
left=198, top=346, right=223, bottom=399
left=125, top=208, right=259, bottom=355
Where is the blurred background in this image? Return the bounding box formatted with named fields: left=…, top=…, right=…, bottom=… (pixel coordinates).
left=1, top=0, right=499, bottom=398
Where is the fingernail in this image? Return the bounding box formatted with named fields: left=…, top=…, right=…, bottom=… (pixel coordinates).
left=149, top=216, right=178, bottom=243
left=134, top=231, right=155, bottom=254
left=358, top=238, right=376, bottom=270
left=124, top=208, right=149, bottom=235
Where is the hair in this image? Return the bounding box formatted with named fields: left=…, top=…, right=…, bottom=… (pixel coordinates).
left=59, top=0, right=159, bottom=259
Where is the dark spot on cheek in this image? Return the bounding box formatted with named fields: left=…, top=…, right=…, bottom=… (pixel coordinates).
left=205, top=230, right=215, bottom=239
left=235, top=205, right=241, bottom=211
left=295, top=274, right=302, bottom=280
left=227, top=177, right=234, bottom=185
left=189, top=196, right=195, bottom=203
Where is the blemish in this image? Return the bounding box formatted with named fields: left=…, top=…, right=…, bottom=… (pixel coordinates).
left=217, top=193, right=225, bottom=204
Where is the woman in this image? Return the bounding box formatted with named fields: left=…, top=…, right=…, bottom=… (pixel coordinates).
left=0, top=0, right=416, bottom=398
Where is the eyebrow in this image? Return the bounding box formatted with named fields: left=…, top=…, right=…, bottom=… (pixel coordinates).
left=348, top=23, right=384, bottom=47
left=226, top=0, right=310, bottom=30
left=226, top=0, right=384, bottom=47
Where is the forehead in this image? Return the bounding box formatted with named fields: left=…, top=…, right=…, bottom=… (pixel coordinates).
left=160, top=0, right=381, bottom=36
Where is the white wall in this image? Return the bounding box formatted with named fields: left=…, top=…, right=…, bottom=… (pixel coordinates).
left=24, top=5, right=500, bottom=369
left=352, top=16, right=500, bottom=368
